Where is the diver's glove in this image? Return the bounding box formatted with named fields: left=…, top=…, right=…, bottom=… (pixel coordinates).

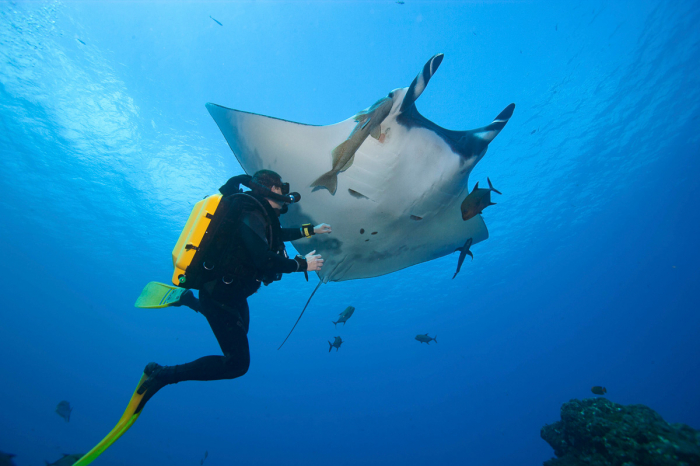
left=294, top=254, right=309, bottom=281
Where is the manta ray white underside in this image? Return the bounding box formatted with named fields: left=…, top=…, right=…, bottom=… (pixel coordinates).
left=207, top=54, right=514, bottom=283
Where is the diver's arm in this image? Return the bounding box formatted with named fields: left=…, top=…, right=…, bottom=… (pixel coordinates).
left=280, top=227, right=304, bottom=242
left=239, top=223, right=307, bottom=273
left=280, top=223, right=332, bottom=242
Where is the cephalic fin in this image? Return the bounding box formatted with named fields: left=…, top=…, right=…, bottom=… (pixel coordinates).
left=400, top=53, right=444, bottom=112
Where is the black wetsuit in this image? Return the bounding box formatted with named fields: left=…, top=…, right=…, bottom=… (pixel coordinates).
left=152, top=193, right=306, bottom=388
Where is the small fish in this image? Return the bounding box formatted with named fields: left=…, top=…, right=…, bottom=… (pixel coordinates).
left=75, top=38, right=86, bottom=45
left=209, top=15, right=223, bottom=26
left=328, top=336, right=344, bottom=352
left=45, top=454, right=84, bottom=466
left=332, top=306, right=355, bottom=327
left=311, top=96, right=393, bottom=194
left=530, top=129, right=537, bottom=135
left=200, top=450, right=208, bottom=465
left=591, top=386, right=607, bottom=395
left=460, top=177, right=501, bottom=222
left=452, top=237, right=473, bottom=279
left=415, top=334, right=437, bottom=344
left=0, top=451, right=17, bottom=466
left=55, top=401, right=72, bottom=422
left=396, top=1, right=405, bottom=4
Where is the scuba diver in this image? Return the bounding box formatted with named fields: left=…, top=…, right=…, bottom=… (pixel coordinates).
left=70, top=170, right=329, bottom=466
left=137, top=169, right=331, bottom=406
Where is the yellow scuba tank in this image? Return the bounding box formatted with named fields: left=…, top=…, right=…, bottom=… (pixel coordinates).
left=171, top=173, right=298, bottom=289
left=171, top=194, right=223, bottom=286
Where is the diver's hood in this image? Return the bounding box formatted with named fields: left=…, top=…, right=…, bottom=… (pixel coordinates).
left=219, top=174, right=301, bottom=213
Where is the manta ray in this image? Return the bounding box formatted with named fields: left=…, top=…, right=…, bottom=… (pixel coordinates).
left=206, top=53, right=514, bottom=284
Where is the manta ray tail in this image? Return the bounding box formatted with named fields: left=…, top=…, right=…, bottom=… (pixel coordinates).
left=278, top=281, right=323, bottom=350
left=401, top=53, right=444, bottom=112
left=310, top=171, right=338, bottom=195
left=487, top=177, right=502, bottom=195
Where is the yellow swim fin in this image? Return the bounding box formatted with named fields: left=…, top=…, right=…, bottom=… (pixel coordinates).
left=72, top=373, right=150, bottom=466
left=134, top=281, right=186, bottom=309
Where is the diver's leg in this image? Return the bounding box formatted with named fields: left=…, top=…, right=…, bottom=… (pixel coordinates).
left=137, top=294, right=250, bottom=401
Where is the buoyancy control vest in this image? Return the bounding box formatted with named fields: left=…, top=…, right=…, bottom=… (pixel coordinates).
left=171, top=191, right=282, bottom=291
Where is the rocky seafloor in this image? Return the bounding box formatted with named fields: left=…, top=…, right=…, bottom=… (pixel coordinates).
left=541, top=398, right=700, bottom=466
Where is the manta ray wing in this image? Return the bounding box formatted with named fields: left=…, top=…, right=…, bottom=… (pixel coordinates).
left=206, top=104, right=356, bottom=180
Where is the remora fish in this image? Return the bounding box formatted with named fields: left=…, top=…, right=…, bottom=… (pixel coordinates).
left=45, top=454, right=84, bottom=466
left=328, top=336, right=344, bottom=352
left=460, top=177, right=501, bottom=221
left=452, top=237, right=473, bottom=279
left=55, top=400, right=72, bottom=422
left=332, top=306, right=355, bottom=327
left=310, top=96, right=394, bottom=194
left=415, top=334, right=437, bottom=344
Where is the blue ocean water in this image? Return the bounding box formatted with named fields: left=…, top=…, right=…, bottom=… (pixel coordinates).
left=1, top=1, right=699, bottom=465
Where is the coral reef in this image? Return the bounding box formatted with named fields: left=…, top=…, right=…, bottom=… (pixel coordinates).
left=541, top=398, right=700, bottom=466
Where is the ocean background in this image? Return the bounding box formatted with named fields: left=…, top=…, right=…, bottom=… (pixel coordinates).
left=1, top=1, right=699, bottom=465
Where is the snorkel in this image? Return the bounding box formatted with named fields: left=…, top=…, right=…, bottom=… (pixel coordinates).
left=248, top=178, right=301, bottom=208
